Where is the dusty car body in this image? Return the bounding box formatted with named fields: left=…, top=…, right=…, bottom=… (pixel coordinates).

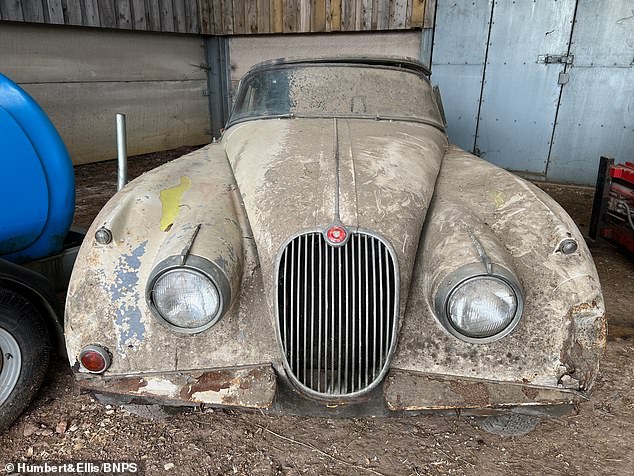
left=65, top=57, right=605, bottom=428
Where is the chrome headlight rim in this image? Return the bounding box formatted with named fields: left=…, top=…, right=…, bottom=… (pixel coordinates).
left=146, top=255, right=231, bottom=335
left=434, top=263, right=524, bottom=344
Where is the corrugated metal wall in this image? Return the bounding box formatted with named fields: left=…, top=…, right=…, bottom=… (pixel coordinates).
left=0, top=0, right=435, bottom=34
left=432, top=0, right=634, bottom=185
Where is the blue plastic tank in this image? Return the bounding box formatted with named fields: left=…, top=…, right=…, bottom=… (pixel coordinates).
left=0, top=74, right=75, bottom=264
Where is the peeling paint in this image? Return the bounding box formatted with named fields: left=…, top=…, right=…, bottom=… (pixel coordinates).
left=108, top=241, right=147, bottom=353
left=160, top=176, right=191, bottom=231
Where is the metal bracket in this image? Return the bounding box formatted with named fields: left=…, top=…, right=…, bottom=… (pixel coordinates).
left=538, top=54, right=574, bottom=65
left=558, top=72, right=570, bottom=85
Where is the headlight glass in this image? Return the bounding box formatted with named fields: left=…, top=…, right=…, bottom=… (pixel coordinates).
left=152, top=269, right=220, bottom=330
left=447, top=276, right=518, bottom=338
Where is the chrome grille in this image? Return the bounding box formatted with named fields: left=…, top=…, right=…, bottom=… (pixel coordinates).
left=277, top=231, right=398, bottom=397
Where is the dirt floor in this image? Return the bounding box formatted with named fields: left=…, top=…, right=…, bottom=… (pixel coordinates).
left=1, top=149, right=633, bottom=476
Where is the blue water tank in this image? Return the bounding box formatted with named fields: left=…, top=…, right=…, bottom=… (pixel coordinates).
left=0, top=74, right=75, bottom=264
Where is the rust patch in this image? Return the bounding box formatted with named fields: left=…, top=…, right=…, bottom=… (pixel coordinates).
left=384, top=370, right=579, bottom=412
left=77, top=365, right=276, bottom=409
left=560, top=302, right=607, bottom=391
left=180, top=371, right=232, bottom=400
left=449, top=381, right=490, bottom=407
left=522, top=386, right=539, bottom=400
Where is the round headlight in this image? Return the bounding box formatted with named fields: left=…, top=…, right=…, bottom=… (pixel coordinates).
left=152, top=268, right=221, bottom=331
left=447, top=276, right=518, bottom=339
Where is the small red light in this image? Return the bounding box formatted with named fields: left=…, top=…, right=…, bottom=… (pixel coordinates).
left=79, top=346, right=110, bottom=373
left=326, top=225, right=347, bottom=244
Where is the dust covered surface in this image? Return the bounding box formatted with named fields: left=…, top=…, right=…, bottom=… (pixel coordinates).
left=1, top=154, right=633, bottom=475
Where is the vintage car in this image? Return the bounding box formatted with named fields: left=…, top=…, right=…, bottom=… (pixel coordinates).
left=65, top=57, right=606, bottom=436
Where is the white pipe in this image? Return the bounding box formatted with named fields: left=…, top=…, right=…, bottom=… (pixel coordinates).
left=116, top=113, right=128, bottom=191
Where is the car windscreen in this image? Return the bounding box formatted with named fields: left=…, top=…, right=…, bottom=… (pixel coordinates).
left=229, top=64, right=444, bottom=127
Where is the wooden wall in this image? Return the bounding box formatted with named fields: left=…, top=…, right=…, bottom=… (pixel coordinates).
left=0, top=0, right=436, bottom=34
left=0, top=23, right=209, bottom=165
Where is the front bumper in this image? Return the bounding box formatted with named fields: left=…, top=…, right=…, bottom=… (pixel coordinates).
left=77, top=365, right=581, bottom=418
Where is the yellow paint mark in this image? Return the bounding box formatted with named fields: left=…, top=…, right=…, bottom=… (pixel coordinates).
left=493, top=191, right=506, bottom=209
left=159, top=176, right=191, bottom=231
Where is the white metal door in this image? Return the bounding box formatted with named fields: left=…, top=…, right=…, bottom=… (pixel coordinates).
left=474, top=0, right=577, bottom=175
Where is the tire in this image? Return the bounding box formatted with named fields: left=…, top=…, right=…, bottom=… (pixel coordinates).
left=0, top=288, right=50, bottom=433
left=477, top=413, right=541, bottom=437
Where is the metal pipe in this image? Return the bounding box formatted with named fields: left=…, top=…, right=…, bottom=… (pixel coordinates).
left=116, top=113, right=128, bottom=191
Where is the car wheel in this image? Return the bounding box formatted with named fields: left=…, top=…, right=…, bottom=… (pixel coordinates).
left=0, top=288, right=50, bottom=432
left=476, top=413, right=541, bottom=437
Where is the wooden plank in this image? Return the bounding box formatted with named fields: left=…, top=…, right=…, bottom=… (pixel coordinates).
left=341, top=0, right=354, bottom=30
left=423, top=0, right=435, bottom=28
left=389, top=0, right=406, bottom=28
left=173, top=0, right=186, bottom=32
left=131, top=0, right=147, bottom=29
left=83, top=0, right=101, bottom=26
left=46, top=0, right=65, bottom=23
left=22, top=0, right=45, bottom=22
left=375, top=0, right=388, bottom=29
left=271, top=0, right=283, bottom=32
left=210, top=0, right=222, bottom=33
left=354, top=0, right=364, bottom=31
left=283, top=0, right=297, bottom=32
left=184, top=0, right=199, bottom=32
left=145, top=0, right=161, bottom=30
left=0, top=0, right=23, bottom=21
left=256, top=0, right=269, bottom=33
left=21, top=80, right=209, bottom=165
left=361, top=0, right=371, bottom=29
left=97, top=0, right=117, bottom=27
left=221, top=0, right=233, bottom=34
left=62, top=0, right=83, bottom=24
left=232, top=0, right=245, bottom=33
left=299, top=0, right=309, bottom=32
left=198, top=0, right=212, bottom=33
left=370, top=0, right=378, bottom=29
left=246, top=0, right=258, bottom=33
left=329, top=0, right=340, bottom=30
left=409, top=0, right=424, bottom=27
left=158, top=0, right=174, bottom=31
left=311, top=0, right=326, bottom=32
left=114, top=0, right=133, bottom=28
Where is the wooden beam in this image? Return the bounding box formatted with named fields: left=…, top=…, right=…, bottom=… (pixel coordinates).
left=131, top=0, right=147, bottom=30
left=330, top=0, right=341, bottom=31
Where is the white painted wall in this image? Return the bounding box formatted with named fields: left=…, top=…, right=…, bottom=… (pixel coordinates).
left=0, top=23, right=210, bottom=165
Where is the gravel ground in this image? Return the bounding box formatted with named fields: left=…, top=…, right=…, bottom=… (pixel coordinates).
left=1, top=149, right=632, bottom=476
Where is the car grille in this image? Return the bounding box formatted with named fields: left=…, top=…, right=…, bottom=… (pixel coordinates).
left=277, top=231, right=398, bottom=397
